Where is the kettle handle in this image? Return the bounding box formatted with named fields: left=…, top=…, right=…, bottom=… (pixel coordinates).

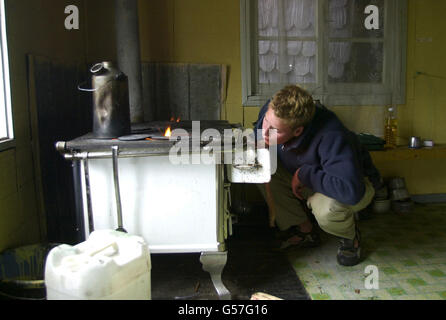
left=78, top=72, right=125, bottom=92
left=78, top=77, right=118, bottom=92
left=77, top=81, right=97, bottom=92
left=77, top=63, right=106, bottom=91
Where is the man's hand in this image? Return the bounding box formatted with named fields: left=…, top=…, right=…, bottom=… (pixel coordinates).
left=291, top=168, right=304, bottom=200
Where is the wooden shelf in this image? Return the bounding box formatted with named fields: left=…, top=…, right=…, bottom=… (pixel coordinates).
left=370, top=145, right=446, bottom=161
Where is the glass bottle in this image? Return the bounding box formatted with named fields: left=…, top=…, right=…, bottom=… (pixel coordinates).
left=384, top=107, right=398, bottom=148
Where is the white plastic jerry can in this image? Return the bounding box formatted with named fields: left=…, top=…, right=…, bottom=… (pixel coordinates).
left=45, top=230, right=151, bottom=300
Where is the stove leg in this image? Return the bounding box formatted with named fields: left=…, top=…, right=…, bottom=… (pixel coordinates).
left=200, top=251, right=231, bottom=300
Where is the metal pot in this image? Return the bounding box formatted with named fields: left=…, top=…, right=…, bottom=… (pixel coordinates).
left=390, top=188, right=411, bottom=201
left=80, top=62, right=131, bottom=139
left=388, top=177, right=406, bottom=190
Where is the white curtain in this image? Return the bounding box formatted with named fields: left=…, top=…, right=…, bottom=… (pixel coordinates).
left=258, top=0, right=353, bottom=84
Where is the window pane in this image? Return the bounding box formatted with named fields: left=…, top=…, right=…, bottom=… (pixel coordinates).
left=328, top=42, right=383, bottom=83
left=0, top=108, right=6, bottom=139
left=258, top=0, right=279, bottom=37
left=257, top=0, right=317, bottom=85
left=244, top=0, right=406, bottom=106
left=0, top=0, right=11, bottom=140
left=258, top=0, right=315, bottom=37
left=329, top=0, right=384, bottom=39
left=258, top=40, right=278, bottom=83
left=284, top=0, right=315, bottom=37
left=259, top=40, right=316, bottom=84
left=0, top=63, right=6, bottom=138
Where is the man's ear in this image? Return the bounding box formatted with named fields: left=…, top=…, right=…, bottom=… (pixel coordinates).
left=293, top=126, right=304, bottom=137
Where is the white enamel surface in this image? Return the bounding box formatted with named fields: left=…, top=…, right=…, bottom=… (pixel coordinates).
left=81, top=155, right=220, bottom=253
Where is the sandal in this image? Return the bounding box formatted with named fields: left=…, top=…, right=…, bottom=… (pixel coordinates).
left=276, top=225, right=321, bottom=250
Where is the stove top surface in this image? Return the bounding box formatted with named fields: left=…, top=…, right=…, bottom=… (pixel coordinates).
left=62, top=120, right=242, bottom=153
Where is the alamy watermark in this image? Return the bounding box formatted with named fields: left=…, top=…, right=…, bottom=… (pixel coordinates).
left=364, top=265, right=379, bottom=290
left=64, top=5, right=79, bottom=30
left=364, top=5, right=380, bottom=30
left=64, top=3, right=380, bottom=31
left=166, top=121, right=278, bottom=174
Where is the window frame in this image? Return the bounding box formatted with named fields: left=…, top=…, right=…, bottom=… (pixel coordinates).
left=240, top=0, right=407, bottom=106
left=0, top=0, right=13, bottom=151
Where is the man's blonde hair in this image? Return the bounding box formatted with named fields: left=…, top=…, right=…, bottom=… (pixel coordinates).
left=270, top=85, right=316, bottom=129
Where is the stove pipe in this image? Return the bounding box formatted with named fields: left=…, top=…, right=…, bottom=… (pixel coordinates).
left=115, top=0, right=144, bottom=123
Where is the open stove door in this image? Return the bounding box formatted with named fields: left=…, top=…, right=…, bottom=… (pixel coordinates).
left=226, top=148, right=272, bottom=183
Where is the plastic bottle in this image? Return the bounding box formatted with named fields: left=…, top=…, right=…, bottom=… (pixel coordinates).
left=45, top=230, right=152, bottom=300
left=384, top=107, right=398, bottom=148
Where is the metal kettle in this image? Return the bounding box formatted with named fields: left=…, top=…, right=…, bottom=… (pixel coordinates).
left=80, top=61, right=131, bottom=138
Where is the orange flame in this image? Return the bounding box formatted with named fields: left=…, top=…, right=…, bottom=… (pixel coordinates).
left=164, top=126, right=172, bottom=137
left=176, top=117, right=180, bottom=123
left=170, top=117, right=175, bottom=122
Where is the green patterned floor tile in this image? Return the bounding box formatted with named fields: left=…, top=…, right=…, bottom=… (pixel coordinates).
left=422, top=293, right=444, bottom=300
left=311, top=293, right=331, bottom=300
left=381, top=267, right=398, bottom=275
left=313, top=272, right=333, bottom=280
left=288, top=203, right=446, bottom=300
left=427, top=258, right=446, bottom=265
left=387, top=287, right=406, bottom=296
left=369, top=280, right=398, bottom=289
left=389, top=272, right=420, bottom=281
left=417, top=252, right=435, bottom=259
left=324, top=286, right=347, bottom=300
left=407, top=278, right=427, bottom=287
left=368, top=289, right=393, bottom=300
left=402, top=260, right=418, bottom=267
left=436, top=265, right=446, bottom=274
left=397, top=282, right=419, bottom=295
left=292, top=260, right=309, bottom=269
left=397, top=295, right=428, bottom=300
left=417, top=284, right=446, bottom=293
left=427, top=269, right=446, bottom=277
left=387, top=261, right=420, bottom=273
left=298, top=274, right=319, bottom=287
left=376, top=250, right=391, bottom=257
left=417, top=271, right=446, bottom=284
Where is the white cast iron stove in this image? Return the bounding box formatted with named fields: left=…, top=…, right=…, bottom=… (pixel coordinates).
left=56, top=120, right=271, bottom=299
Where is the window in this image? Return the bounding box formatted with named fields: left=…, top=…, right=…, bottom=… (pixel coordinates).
left=240, top=0, right=407, bottom=106
left=0, top=0, right=12, bottom=148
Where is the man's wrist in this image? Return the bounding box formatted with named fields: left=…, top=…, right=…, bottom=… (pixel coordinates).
left=295, top=168, right=301, bottom=179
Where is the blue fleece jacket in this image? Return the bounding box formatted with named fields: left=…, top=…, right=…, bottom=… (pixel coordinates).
left=255, top=100, right=382, bottom=205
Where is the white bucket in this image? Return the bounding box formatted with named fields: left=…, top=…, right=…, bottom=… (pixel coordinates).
left=45, top=230, right=151, bottom=300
